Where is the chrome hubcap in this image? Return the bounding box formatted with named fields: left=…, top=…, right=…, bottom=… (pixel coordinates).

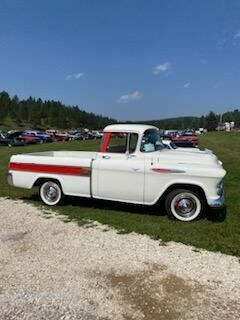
left=43, top=183, right=59, bottom=203
left=174, top=195, right=197, bottom=218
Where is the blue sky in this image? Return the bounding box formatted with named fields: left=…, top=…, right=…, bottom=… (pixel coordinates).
left=1, top=0, right=240, bottom=120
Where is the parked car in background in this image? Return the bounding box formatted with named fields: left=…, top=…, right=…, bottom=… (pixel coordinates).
left=24, top=131, right=52, bottom=143
left=8, top=124, right=226, bottom=222
left=18, top=132, right=41, bottom=144
left=67, top=133, right=81, bottom=141
left=173, top=133, right=199, bottom=146
left=161, top=135, right=195, bottom=148
left=67, top=131, right=88, bottom=140
left=86, top=132, right=96, bottom=140
left=91, top=130, right=103, bottom=139
left=172, top=140, right=195, bottom=148
left=45, top=129, right=57, bottom=136
left=164, top=130, right=178, bottom=136
left=0, top=132, right=25, bottom=147
left=73, top=132, right=86, bottom=140
left=52, top=132, right=70, bottom=142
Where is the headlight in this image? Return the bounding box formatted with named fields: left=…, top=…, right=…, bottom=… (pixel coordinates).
left=217, top=180, right=224, bottom=196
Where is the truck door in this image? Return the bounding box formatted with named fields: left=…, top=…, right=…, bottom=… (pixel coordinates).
left=94, top=132, right=144, bottom=203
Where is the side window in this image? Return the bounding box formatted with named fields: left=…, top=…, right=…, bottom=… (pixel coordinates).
left=129, top=133, right=138, bottom=153
left=140, top=129, right=165, bottom=152
left=106, top=133, right=127, bottom=153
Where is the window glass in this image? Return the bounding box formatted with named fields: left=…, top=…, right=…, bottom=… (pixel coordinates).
left=170, top=142, right=178, bottom=149
left=140, top=129, right=165, bottom=152
left=106, top=132, right=127, bottom=153
left=129, top=133, right=138, bottom=153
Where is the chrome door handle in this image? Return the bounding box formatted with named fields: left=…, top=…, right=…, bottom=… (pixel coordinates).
left=102, top=155, right=111, bottom=159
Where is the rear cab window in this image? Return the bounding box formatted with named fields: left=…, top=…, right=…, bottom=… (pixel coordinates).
left=102, top=132, right=139, bottom=154
left=106, top=133, right=128, bottom=153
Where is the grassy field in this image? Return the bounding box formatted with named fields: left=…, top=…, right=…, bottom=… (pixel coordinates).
left=1, top=132, right=240, bottom=256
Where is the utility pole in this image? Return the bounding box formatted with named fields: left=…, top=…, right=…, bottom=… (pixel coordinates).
left=220, top=113, right=222, bottom=123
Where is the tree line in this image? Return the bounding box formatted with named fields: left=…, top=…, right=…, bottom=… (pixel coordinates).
left=0, top=90, right=239, bottom=131
left=140, top=110, right=240, bottom=131
left=0, top=91, right=116, bottom=130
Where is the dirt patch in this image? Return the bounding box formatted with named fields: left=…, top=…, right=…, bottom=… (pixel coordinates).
left=0, top=231, right=29, bottom=242
left=108, top=264, right=203, bottom=320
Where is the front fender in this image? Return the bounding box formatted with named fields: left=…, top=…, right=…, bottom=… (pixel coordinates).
left=144, top=176, right=219, bottom=206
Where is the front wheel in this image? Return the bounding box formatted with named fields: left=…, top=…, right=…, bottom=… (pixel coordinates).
left=39, top=181, right=64, bottom=206
left=165, top=189, right=204, bottom=222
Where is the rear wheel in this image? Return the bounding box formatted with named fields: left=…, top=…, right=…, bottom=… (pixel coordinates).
left=39, top=181, right=64, bottom=206
left=165, top=188, right=204, bottom=222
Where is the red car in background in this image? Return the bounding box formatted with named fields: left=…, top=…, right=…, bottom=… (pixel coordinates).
left=52, top=133, right=70, bottom=142
left=173, top=133, right=199, bottom=146
left=18, top=132, right=41, bottom=144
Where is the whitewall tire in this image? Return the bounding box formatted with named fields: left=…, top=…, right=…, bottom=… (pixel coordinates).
left=39, top=181, right=64, bottom=206
left=165, top=189, right=204, bottom=222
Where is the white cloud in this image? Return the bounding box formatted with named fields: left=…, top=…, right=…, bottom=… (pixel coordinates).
left=200, top=59, right=208, bottom=64
left=117, top=90, right=143, bottom=104
left=65, top=73, right=84, bottom=80
left=183, top=82, right=191, bottom=88
left=233, top=31, right=240, bottom=39
left=153, top=62, right=171, bottom=75
left=74, top=73, right=84, bottom=79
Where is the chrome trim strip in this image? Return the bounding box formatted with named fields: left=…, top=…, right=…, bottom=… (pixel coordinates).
left=152, top=168, right=185, bottom=174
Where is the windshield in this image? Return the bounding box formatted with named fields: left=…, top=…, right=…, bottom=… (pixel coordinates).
left=140, top=129, right=165, bottom=152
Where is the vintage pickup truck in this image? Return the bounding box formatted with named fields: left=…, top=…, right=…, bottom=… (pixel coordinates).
left=8, top=124, right=226, bottom=222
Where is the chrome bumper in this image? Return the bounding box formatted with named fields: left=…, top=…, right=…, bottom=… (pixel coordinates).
left=209, top=193, right=225, bottom=208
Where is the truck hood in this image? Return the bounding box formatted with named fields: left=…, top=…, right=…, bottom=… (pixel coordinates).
left=159, top=149, right=219, bottom=166
left=176, top=147, right=213, bottom=155
left=153, top=149, right=226, bottom=178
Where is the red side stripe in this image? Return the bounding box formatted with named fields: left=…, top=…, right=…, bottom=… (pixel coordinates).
left=9, top=162, right=91, bottom=176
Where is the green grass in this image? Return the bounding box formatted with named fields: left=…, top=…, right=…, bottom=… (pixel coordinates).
left=1, top=133, right=240, bottom=256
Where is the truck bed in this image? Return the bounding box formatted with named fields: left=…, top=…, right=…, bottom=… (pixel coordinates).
left=9, top=151, right=98, bottom=197
left=10, top=151, right=97, bottom=166
left=23, top=150, right=97, bottom=159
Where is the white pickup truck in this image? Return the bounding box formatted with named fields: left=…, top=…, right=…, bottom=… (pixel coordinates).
left=8, top=124, right=226, bottom=222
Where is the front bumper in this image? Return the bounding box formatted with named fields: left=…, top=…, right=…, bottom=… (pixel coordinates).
left=209, top=193, right=225, bottom=208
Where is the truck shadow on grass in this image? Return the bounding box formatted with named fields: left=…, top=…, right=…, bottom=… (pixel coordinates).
left=206, top=206, right=227, bottom=223
left=24, top=193, right=164, bottom=216
left=68, top=195, right=165, bottom=216
left=23, top=193, right=227, bottom=223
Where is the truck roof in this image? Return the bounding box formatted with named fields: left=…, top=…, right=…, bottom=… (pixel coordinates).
left=103, top=124, right=158, bottom=134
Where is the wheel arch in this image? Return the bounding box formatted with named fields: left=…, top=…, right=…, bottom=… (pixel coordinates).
left=33, top=177, right=63, bottom=191
left=158, top=183, right=207, bottom=205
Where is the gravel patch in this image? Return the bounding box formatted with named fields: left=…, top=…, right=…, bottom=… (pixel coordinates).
left=0, top=198, right=240, bottom=319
